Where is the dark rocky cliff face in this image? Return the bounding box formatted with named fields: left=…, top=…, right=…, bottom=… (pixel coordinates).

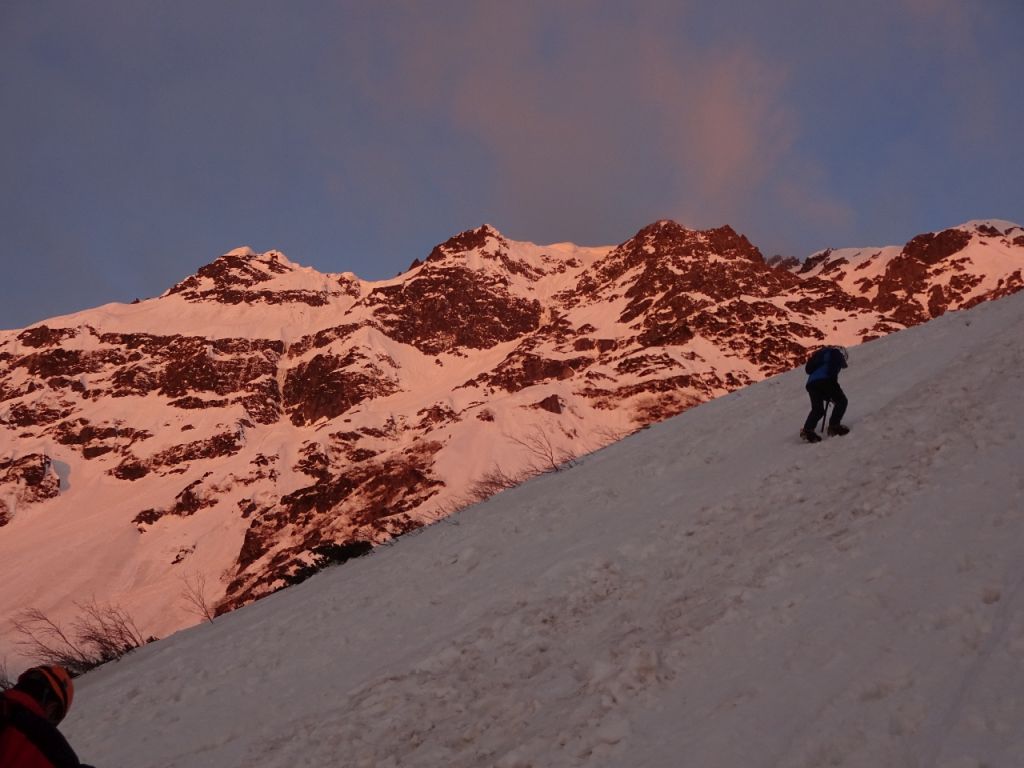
left=365, top=268, right=543, bottom=355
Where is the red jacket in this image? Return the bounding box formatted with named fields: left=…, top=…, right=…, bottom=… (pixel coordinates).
left=0, top=690, right=83, bottom=768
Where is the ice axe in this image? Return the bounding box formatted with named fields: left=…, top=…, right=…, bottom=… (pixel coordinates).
left=820, top=399, right=832, bottom=435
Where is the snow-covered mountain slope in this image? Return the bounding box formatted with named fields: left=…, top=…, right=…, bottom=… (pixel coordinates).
left=62, top=288, right=1024, bottom=768
left=1, top=219, right=1022, bottom=664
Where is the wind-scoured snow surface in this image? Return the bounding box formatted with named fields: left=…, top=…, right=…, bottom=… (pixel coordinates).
left=65, top=292, right=1024, bottom=768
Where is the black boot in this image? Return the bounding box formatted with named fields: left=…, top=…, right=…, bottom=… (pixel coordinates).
left=827, top=424, right=850, bottom=436
left=800, top=428, right=822, bottom=443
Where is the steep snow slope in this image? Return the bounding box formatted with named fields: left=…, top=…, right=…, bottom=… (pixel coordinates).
left=62, top=290, right=1024, bottom=768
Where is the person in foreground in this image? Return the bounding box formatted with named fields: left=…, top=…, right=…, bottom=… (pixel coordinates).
left=800, top=345, right=850, bottom=443
left=0, top=665, right=93, bottom=768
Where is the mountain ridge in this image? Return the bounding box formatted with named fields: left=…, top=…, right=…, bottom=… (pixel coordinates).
left=1, top=217, right=1022, bottom=663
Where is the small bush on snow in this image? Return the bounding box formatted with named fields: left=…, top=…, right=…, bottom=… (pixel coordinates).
left=284, top=540, right=374, bottom=586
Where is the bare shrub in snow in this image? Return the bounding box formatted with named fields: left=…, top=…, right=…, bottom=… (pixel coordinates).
left=460, top=430, right=584, bottom=508
left=12, top=601, right=153, bottom=676
left=180, top=571, right=217, bottom=624
left=590, top=424, right=632, bottom=447
left=466, top=465, right=532, bottom=504
left=283, top=540, right=374, bottom=586
left=508, top=428, right=576, bottom=473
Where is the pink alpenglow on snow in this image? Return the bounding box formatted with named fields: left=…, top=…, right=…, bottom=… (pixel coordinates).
left=0, top=218, right=1022, bottom=676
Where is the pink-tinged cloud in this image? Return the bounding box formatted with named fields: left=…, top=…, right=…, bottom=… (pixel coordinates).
left=334, top=4, right=853, bottom=242
left=643, top=45, right=797, bottom=222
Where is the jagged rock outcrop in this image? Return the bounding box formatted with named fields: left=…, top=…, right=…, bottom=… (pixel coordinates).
left=0, top=454, right=60, bottom=526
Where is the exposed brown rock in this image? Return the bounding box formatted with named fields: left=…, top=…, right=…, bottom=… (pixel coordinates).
left=798, top=250, right=834, bottom=275
left=616, top=353, right=680, bottom=377
left=158, top=338, right=282, bottom=399
left=0, top=379, right=42, bottom=403
left=295, top=443, right=331, bottom=482
left=234, top=388, right=282, bottom=425
left=573, top=338, right=596, bottom=351
left=110, top=365, right=161, bottom=397
left=223, top=443, right=441, bottom=608
left=83, top=445, right=115, bottom=460
left=469, top=351, right=590, bottom=392
left=150, top=432, right=243, bottom=469
left=19, top=348, right=112, bottom=378
left=111, top=460, right=150, bottom=481
left=535, top=395, right=563, bottom=414
left=963, top=269, right=1024, bottom=307
left=53, top=419, right=151, bottom=458
left=365, top=266, right=543, bottom=355
left=165, top=251, right=329, bottom=305
left=416, top=404, right=459, bottom=430
left=903, top=228, right=972, bottom=265
left=284, top=351, right=398, bottom=425
left=1, top=454, right=55, bottom=489
left=170, top=396, right=229, bottom=409
left=7, top=401, right=73, bottom=427
left=133, top=477, right=217, bottom=529
left=425, top=225, right=505, bottom=263
left=766, top=255, right=800, bottom=269
left=17, top=326, right=79, bottom=348
left=0, top=454, right=60, bottom=520
left=43, top=377, right=87, bottom=395
left=872, top=229, right=973, bottom=322
left=287, top=324, right=361, bottom=358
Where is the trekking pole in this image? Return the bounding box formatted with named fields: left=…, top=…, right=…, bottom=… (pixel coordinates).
left=820, top=400, right=831, bottom=435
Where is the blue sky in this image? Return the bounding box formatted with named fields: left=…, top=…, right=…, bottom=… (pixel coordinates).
left=2, top=1, right=1022, bottom=330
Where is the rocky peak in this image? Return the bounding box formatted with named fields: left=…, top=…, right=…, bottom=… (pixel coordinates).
left=899, top=228, right=972, bottom=267
left=629, top=220, right=699, bottom=253
left=961, top=219, right=1023, bottom=240
left=702, top=225, right=765, bottom=263
left=164, top=248, right=345, bottom=307
left=425, top=225, right=508, bottom=265
left=766, top=254, right=801, bottom=270
left=626, top=221, right=759, bottom=257
left=362, top=241, right=544, bottom=355
left=402, top=223, right=549, bottom=294
left=167, top=248, right=292, bottom=295
left=580, top=221, right=774, bottom=306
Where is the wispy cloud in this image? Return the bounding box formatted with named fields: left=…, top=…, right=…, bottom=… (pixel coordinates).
left=330, top=4, right=852, bottom=246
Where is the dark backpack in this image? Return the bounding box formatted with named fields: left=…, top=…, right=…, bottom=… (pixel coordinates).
left=804, top=347, right=829, bottom=375
left=0, top=692, right=84, bottom=767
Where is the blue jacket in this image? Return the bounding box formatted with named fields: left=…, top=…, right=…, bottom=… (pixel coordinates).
left=806, top=347, right=847, bottom=385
